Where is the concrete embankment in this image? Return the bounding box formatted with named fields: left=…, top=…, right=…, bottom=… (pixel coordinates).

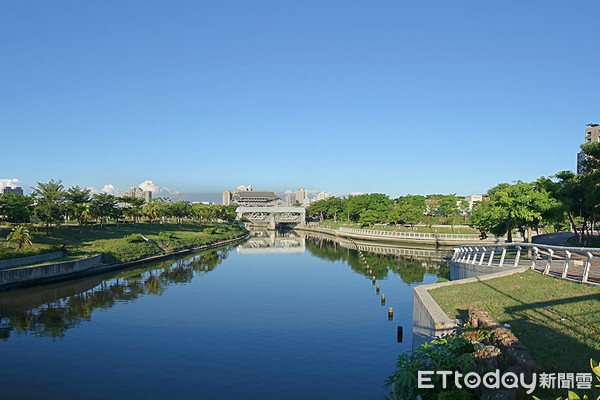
left=0, top=254, right=104, bottom=290
left=412, top=264, right=529, bottom=350
left=0, top=251, right=64, bottom=269
left=0, top=233, right=249, bottom=291
left=295, top=224, right=513, bottom=246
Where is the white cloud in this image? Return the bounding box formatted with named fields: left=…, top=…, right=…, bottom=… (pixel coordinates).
left=138, top=179, right=160, bottom=193
left=349, top=191, right=364, bottom=196
left=284, top=190, right=293, bottom=195
left=138, top=180, right=181, bottom=198
left=87, top=184, right=121, bottom=196
left=0, top=178, right=22, bottom=190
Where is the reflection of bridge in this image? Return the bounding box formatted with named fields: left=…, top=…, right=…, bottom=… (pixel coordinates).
left=237, top=231, right=306, bottom=254
left=236, top=206, right=306, bottom=230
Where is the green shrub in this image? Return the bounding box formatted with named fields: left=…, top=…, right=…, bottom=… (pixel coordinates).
left=203, top=227, right=216, bottom=235
left=123, top=234, right=144, bottom=243
left=158, top=231, right=176, bottom=239
left=385, top=335, right=475, bottom=400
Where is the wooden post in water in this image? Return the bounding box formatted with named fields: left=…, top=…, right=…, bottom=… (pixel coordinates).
left=381, top=294, right=386, bottom=306
left=388, top=307, right=393, bottom=321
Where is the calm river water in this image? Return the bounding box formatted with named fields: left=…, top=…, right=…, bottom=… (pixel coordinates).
left=0, top=231, right=448, bottom=400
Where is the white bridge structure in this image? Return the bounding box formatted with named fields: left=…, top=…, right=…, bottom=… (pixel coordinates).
left=236, top=206, right=306, bottom=229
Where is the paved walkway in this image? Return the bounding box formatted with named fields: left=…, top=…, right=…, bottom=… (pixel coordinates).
left=532, top=232, right=575, bottom=246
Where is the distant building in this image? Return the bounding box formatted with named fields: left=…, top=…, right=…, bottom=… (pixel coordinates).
left=463, top=195, right=483, bottom=212
left=2, top=186, right=24, bottom=195
left=223, top=185, right=279, bottom=206
left=577, top=123, right=600, bottom=174
left=222, top=189, right=232, bottom=206
left=127, top=187, right=152, bottom=203
left=295, top=188, right=308, bottom=206
left=316, top=191, right=330, bottom=201
left=285, top=193, right=295, bottom=206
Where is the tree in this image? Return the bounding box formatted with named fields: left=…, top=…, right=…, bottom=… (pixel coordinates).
left=307, top=200, right=328, bottom=222
left=391, top=195, right=426, bottom=228
left=90, top=193, right=118, bottom=227
left=458, top=199, right=470, bottom=223
left=192, top=202, right=213, bottom=223
left=143, top=201, right=159, bottom=224
left=326, top=197, right=344, bottom=222
left=65, top=186, right=91, bottom=231
left=7, top=226, right=33, bottom=250
left=359, top=209, right=379, bottom=227
left=120, top=195, right=145, bottom=224
left=33, top=179, right=66, bottom=233
left=471, top=181, right=556, bottom=242
left=0, top=192, right=33, bottom=223
left=390, top=202, right=423, bottom=229
left=169, top=201, right=193, bottom=225
left=435, top=195, right=460, bottom=232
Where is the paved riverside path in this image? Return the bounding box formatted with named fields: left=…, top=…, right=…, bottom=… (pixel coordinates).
left=532, top=232, right=575, bottom=246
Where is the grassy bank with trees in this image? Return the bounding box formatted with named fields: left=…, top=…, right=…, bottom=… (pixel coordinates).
left=307, top=193, right=476, bottom=232
left=1, top=222, right=246, bottom=265
left=0, top=179, right=246, bottom=265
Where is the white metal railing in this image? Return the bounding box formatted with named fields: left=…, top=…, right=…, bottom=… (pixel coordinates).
left=340, top=227, right=485, bottom=241
left=452, top=242, right=600, bottom=285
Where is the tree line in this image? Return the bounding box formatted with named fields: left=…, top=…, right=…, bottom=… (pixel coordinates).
left=0, top=179, right=237, bottom=232
left=306, top=193, right=470, bottom=229
left=307, top=142, right=600, bottom=243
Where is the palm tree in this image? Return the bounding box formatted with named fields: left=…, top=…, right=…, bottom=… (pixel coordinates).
left=33, top=179, right=66, bottom=234
left=7, top=226, right=33, bottom=250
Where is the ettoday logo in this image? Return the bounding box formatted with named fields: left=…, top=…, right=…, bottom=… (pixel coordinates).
left=418, top=370, right=537, bottom=394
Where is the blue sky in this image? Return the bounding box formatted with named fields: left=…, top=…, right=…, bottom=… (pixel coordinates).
left=1, top=1, right=598, bottom=201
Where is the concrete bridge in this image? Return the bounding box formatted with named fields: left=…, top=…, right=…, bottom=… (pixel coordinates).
left=236, top=206, right=305, bottom=229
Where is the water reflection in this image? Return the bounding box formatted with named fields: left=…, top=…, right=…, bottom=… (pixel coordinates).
left=237, top=230, right=305, bottom=254
left=0, top=248, right=230, bottom=341
left=303, top=234, right=451, bottom=285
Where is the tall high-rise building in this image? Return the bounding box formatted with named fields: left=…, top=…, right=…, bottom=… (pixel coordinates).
left=127, top=187, right=152, bottom=203
left=577, top=123, right=600, bottom=174
left=222, top=189, right=232, bottom=205
left=295, top=188, right=308, bottom=205
left=285, top=193, right=295, bottom=206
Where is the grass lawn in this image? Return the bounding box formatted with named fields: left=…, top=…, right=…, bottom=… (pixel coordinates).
left=0, top=222, right=246, bottom=265
left=429, top=270, right=600, bottom=396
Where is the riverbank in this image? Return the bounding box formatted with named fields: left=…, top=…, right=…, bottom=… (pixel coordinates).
left=0, top=222, right=247, bottom=265
left=296, top=223, right=515, bottom=245
left=0, top=223, right=249, bottom=290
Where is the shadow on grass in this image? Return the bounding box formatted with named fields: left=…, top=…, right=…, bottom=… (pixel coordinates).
left=455, top=280, right=600, bottom=398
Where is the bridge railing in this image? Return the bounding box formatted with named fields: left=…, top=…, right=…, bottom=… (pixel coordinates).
left=452, top=243, right=600, bottom=285
left=339, top=227, right=489, bottom=241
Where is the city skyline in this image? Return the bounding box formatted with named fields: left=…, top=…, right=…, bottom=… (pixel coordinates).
left=2, top=1, right=598, bottom=198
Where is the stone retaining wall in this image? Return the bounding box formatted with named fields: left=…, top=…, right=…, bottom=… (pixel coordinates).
left=0, top=254, right=103, bottom=289
left=0, top=251, right=64, bottom=269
